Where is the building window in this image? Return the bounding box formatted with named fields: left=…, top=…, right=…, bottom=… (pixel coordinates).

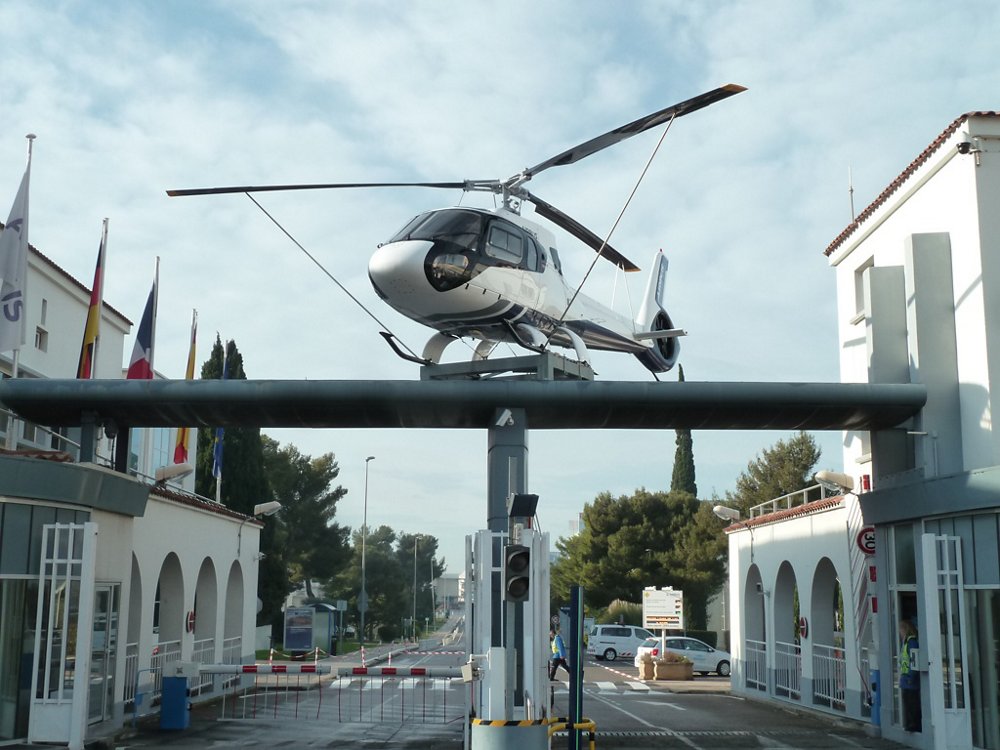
left=39, top=298, right=47, bottom=326
left=34, top=327, right=47, bottom=352
left=853, top=258, right=874, bottom=322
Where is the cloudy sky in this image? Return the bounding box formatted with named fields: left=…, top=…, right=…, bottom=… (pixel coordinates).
left=2, top=1, right=998, bottom=572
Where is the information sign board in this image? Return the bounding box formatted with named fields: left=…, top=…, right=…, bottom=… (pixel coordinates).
left=283, top=607, right=314, bottom=652
left=642, top=587, right=684, bottom=630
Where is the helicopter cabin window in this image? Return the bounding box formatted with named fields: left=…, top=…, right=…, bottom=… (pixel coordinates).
left=526, top=236, right=542, bottom=272
left=485, top=223, right=523, bottom=265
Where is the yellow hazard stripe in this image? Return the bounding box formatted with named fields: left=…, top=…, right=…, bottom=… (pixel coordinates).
left=471, top=718, right=547, bottom=726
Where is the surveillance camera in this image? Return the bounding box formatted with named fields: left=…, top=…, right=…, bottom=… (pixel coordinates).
left=957, top=139, right=973, bottom=155
left=496, top=408, right=514, bottom=427
left=755, top=582, right=763, bottom=593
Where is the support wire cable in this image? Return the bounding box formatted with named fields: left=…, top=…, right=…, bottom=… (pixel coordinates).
left=244, top=192, right=423, bottom=361
left=545, top=113, right=677, bottom=345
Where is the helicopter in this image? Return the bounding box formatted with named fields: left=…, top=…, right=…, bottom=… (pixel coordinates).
left=168, top=84, right=746, bottom=374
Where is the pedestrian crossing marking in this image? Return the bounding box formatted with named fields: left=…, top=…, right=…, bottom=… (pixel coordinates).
left=625, top=681, right=649, bottom=691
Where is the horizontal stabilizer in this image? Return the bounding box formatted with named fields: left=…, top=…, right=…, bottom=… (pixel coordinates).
left=634, top=328, right=687, bottom=341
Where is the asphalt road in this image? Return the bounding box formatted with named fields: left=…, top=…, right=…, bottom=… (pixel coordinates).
left=90, top=629, right=907, bottom=750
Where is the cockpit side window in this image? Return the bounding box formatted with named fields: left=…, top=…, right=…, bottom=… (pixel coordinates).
left=485, top=223, right=523, bottom=265
left=549, top=247, right=562, bottom=274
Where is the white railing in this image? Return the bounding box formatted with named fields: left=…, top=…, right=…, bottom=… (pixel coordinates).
left=813, top=643, right=847, bottom=710
left=150, top=639, right=182, bottom=703
left=748, top=483, right=831, bottom=519
left=223, top=635, right=242, bottom=689
left=774, top=640, right=801, bottom=700
left=745, top=639, right=767, bottom=691
left=123, top=642, right=139, bottom=707
left=192, top=638, right=216, bottom=694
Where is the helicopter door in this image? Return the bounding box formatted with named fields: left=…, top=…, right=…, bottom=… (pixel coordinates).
left=484, top=223, right=539, bottom=308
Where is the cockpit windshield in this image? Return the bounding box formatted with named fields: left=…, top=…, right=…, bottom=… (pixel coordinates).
left=388, top=209, right=485, bottom=252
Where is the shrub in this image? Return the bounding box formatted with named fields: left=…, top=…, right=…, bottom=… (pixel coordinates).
left=655, top=650, right=692, bottom=665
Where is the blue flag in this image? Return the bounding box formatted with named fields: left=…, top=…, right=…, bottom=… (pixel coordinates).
left=211, top=351, right=229, bottom=479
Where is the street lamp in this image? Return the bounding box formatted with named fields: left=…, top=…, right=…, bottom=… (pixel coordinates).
left=412, top=535, right=418, bottom=641
left=360, top=455, right=375, bottom=647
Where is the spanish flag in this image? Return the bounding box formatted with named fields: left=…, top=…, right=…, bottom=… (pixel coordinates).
left=76, top=220, right=108, bottom=379
left=173, top=309, right=197, bottom=464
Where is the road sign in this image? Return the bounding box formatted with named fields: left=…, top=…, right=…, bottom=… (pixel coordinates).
left=856, top=526, right=876, bottom=555
left=642, top=587, right=684, bottom=630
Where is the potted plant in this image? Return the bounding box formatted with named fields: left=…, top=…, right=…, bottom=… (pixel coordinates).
left=637, top=652, right=655, bottom=680
left=654, top=650, right=694, bottom=680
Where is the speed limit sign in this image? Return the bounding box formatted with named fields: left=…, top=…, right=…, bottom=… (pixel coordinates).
left=856, top=526, right=876, bottom=555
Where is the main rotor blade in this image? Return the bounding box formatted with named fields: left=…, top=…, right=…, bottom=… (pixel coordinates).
left=521, top=83, right=746, bottom=180
left=166, top=181, right=471, bottom=197
left=525, top=193, right=640, bottom=272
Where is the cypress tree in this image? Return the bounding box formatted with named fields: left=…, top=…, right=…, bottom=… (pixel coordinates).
left=670, top=364, right=697, bottom=497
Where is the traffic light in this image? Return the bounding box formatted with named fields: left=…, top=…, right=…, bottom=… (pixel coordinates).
left=503, top=544, right=530, bottom=602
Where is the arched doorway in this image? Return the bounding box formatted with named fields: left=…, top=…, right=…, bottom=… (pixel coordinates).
left=223, top=563, right=245, bottom=666
left=774, top=561, right=801, bottom=699
left=811, top=557, right=846, bottom=710
left=744, top=564, right=767, bottom=691
left=153, top=553, right=184, bottom=693
left=192, top=558, right=218, bottom=693
left=124, top=555, right=142, bottom=709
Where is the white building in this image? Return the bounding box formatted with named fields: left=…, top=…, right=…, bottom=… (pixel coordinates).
left=1, top=244, right=262, bottom=746
left=726, top=111, right=1000, bottom=749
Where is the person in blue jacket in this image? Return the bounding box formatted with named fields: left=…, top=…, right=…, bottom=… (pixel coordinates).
left=549, top=627, right=569, bottom=680
left=898, top=619, right=921, bottom=732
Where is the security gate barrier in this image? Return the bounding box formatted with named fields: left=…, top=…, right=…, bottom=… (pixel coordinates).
left=195, top=663, right=467, bottom=725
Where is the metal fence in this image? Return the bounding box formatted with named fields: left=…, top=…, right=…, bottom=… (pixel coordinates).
left=202, top=665, right=467, bottom=725
left=774, top=641, right=801, bottom=700
left=745, top=639, right=767, bottom=691
left=812, top=643, right=846, bottom=710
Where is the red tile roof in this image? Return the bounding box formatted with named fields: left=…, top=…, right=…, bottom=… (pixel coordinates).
left=150, top=484, right=259, bottom=524
left=823, top=112, right=1000, bottom=257
left=723, top=494, right=844, bottom=533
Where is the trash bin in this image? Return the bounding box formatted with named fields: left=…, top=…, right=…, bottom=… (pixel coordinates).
left=331, top=638, right=338, bottom=656
left=160, top=676, right=189, bottom=730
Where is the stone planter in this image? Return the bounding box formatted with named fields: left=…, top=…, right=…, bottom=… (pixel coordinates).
left=638, top=660, right=654, bottom=680
left=654, top=661, right=693, bottom=680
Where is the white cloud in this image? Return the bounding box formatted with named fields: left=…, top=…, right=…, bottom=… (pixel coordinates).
left=2, top=0, right=998, bottom=569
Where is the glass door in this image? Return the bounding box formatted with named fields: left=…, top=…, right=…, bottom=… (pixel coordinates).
left=921, top=533, right=972, bottom=748
left=87, top=584, right=119, bottom=724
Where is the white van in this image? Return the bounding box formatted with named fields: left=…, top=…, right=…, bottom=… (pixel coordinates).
left=586, top=624, right=656, bottom=661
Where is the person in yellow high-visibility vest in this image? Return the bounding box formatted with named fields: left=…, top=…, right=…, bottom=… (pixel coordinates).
left=898, top=619, right=921, bottom=732
left=549, top=628, right=570, bottom=680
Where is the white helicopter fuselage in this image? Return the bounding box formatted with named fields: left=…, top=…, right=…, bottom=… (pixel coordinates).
left=368, top=206, right=681, bottom=372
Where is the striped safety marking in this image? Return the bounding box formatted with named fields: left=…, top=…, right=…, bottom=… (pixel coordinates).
left=471, top=718, right=548, bottom=727
left=351, top=667, right=427, bottom=676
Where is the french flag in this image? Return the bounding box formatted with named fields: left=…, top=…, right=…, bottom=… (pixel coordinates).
left=126, top=263, right=158, bottom=380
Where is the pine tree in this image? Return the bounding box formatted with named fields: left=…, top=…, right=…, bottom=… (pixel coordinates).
left=670, top=365, right=697, bottom=497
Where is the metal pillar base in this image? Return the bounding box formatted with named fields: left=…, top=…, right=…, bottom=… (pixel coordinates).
left=470, top=720, right=548, bottom=750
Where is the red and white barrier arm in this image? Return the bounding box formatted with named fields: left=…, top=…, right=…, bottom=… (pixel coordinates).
left=338, top=666, right=464, bottom=679
left=198, top=664, right=333, bottom=675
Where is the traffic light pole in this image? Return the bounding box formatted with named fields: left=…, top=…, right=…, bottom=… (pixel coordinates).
left=488, top=407, right=528, bottom=654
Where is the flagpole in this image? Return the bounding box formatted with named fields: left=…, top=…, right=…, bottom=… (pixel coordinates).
left=150, top=256, right=159, bottom=374
left=90, top=218, right=109, bottom=378
left=4, top=134, right=35, bottom=450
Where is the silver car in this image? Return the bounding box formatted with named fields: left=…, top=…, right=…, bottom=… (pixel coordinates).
left=633, top=636, right=731, bottom=676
